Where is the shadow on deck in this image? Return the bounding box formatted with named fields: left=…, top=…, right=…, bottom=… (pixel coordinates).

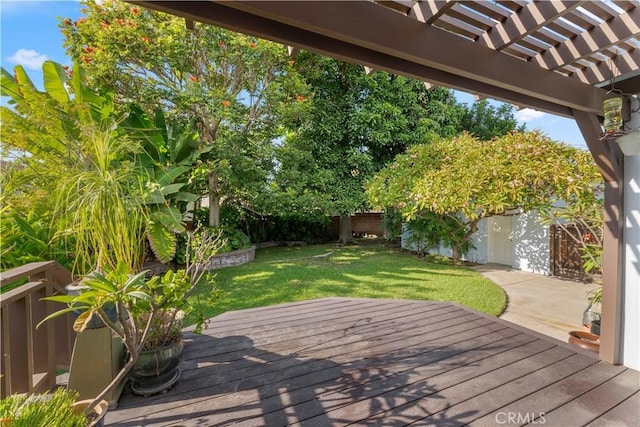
left=106, top=298, right=640, bottom=426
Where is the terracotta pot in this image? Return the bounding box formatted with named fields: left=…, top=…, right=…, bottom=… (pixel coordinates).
left=130, top=339, right=184, bottom=396
left=568, top=330, right=600, bottom=353
left=71, top=399, right=109, bottom=427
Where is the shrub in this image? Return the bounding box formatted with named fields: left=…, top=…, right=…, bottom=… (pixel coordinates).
left=175, top=226, right=250, bottom=265
left=0, top=389, right=86, bottom=427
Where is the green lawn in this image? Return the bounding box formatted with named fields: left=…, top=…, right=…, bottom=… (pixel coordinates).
left=187, top=242, right=507, bottom=325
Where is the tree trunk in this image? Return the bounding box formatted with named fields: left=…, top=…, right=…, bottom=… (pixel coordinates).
left=339, top=214, right=353, bottom=244
left=208, top=172, right=220, bottom=227
left=451, top=245, right=461, bottom=263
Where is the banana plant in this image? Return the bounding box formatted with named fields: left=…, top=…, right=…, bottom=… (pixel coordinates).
left=1, top=61, right=113, bottom=165
left=123, top=106, right=212, bottom=262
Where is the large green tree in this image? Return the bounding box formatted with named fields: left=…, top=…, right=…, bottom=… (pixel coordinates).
left=461, top=99, right=525, bottom=140
left=61, top=0, right=306, bottom=226
left=273, top=53, right=463, bottom=242
left=367, top=131, right=602, bottom=261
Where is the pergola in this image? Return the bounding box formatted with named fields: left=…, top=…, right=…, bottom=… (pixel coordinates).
left=136, top=0, right=640, bottom=366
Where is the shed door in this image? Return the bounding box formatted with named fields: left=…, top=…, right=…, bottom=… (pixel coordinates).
left=489, top=216, right=513, bottom=266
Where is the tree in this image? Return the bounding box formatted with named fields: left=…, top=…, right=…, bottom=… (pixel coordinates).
left=461, top=99, right=525, bottom=140
left=61, top=0, right=306, bottom=226
left=273, top=53, right=463, bottom=243
left=366, top=131, right=602, bottom=261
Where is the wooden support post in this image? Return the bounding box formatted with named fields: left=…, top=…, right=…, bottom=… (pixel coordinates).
left=572, top=109, right=624, bottom=365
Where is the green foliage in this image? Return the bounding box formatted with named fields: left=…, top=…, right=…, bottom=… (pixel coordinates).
left=368, top=131, right=601, bottom=261
left=405, top=212, right=475, bottom=258
left=61, top=1, right=306, bottom=226
left=0, top=205, right=72, bottom=271
left=40, top=262, right=154, bottom=334
left=54, top=130, right=149, bottom=275
left=461, top=99, right=525, bottom=140
left=273, top=54, right=464, bottom=222
left=1, top=60, right=151, bottom=275
left=124, top=106, right=211, bottom=261
left=0, top=389, right=86, bottom=427
left=382, top=208, right=403, bottom=241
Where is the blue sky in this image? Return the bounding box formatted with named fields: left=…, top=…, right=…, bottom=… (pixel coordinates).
left=1, top=0, right=588, bottom=150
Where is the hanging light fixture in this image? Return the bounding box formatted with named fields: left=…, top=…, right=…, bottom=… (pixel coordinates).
left=603, top=91, right=624, bottom=135
left=600, top=55, right=630, bottom=140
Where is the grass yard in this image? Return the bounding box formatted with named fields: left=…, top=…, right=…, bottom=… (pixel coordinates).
left=186, top=242, right=507, bottom=326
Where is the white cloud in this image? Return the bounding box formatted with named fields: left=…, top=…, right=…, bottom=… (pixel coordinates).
left=515, top=108, right=546, bottom=123
left=7, top=49, right=48, bottom=70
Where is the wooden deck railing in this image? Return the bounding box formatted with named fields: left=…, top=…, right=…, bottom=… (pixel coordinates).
left=0, top=261, right=76, bottom=398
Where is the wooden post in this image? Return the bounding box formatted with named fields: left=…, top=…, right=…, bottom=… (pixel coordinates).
left=573, top=109, right=624, bottom=365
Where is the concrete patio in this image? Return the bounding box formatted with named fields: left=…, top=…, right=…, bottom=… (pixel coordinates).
left=472, top=264, right=600, bottom=343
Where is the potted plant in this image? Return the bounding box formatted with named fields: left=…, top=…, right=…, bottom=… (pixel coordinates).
left=40, top=263, right=158, bottom=415
left=129, top=229, right=222, bottom=396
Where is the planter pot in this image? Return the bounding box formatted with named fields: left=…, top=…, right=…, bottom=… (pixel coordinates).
left=582, top=302, right=600, bottom=333
left=568, top=331, right=600, bottom=353
left=71, top=399, right=109, bottom=427
left=130, top=339, right=184, bottom=396
left=66, top=283, right=119, bottom=329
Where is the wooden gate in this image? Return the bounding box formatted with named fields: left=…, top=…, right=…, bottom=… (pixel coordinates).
left=550, top=224, right=596, bottom=280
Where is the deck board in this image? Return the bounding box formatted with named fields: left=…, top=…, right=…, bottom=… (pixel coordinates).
left=105, top=298, right=640, bottom=427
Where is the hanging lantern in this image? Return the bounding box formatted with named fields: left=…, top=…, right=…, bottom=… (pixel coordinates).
left=603, top=94, right=624, bottom=134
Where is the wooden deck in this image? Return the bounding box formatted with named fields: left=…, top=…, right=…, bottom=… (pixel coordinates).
left=106, top=298, right=640, bottom=426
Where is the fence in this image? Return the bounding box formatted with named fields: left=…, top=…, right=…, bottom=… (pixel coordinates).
left=0, top=262, right=76, bottom=397
left=330, top=212, right=385, bottom=239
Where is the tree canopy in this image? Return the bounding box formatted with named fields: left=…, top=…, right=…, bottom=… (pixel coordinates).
left=366, top=131, right=602, bottom=260
left=461, top=99, right=525, bottom=140
left=271, top=53, right=464, bottom=241
left=61, top=0, right=306, bottom=226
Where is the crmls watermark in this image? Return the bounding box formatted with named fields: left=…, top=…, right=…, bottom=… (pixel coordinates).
left=495, top=412, right=546, bottom=424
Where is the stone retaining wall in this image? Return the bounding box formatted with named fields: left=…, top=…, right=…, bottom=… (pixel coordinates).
left=205, top=245, right=256, bottom=270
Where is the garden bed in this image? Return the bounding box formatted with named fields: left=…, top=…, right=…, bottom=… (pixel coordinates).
left=204, top=245, right=256, bottom=270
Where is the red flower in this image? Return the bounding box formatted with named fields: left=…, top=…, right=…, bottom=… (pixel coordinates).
left=63, top=18, right=72, bottom=27
left=295, top=95, right=305, bottom=102
left=189, top=75, right=198, bottom=82
left=221, top=100, right=231, bottom=107
left=217, top=41, right=225, bottom=48
left=76, top=17, right=87, bottom=25
left=250, top=42, right=256, bottom=49
left=101, top=21, right=109, bottom=29
left=82, top=46, right=96, bottom=54
left=130, top=7, right=140, bottom=15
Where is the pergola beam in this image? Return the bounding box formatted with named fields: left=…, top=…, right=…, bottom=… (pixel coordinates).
left=137, top=0, right=606, bottom=117
left=479, top=0, right=587, bottom=51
